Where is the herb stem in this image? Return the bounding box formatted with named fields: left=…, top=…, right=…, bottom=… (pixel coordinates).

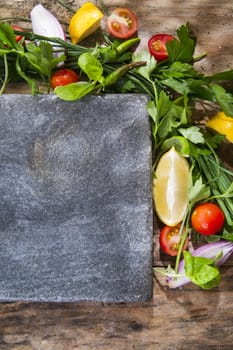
left=55, top=0, right=76, bottom=14
left=175, top=207, right=191, bottom=273
left=0, top=54, right=9, bottom=95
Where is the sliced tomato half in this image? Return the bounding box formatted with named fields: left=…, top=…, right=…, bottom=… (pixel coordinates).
left=159, top=224, right=189, bottom=257
left=148, top=34, right=175, bottom=62
left=106, top=8, right=138, bottom=39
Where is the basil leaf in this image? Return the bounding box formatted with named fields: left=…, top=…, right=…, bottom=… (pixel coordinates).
left=54, top=81, right=97, bottom=101
left=78, top=52, right=103, bottom=82
left=183, top=251, right=221, bottom=290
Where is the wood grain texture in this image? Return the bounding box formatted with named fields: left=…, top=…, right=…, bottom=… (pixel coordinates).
left=1, top=1, right=233, bottom=349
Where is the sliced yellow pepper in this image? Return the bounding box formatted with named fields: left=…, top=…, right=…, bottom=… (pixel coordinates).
left=69, top=2, right=104, bottom=44
left=206, top=111, right=233, bottom=143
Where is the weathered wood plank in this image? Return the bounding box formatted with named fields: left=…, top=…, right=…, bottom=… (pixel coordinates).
left=1, top=267, right=233, bottom=349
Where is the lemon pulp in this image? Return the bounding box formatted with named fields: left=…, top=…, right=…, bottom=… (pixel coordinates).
left=153, top=146, right=189, bottom=226
left=69, top=2, right=104, bottom=44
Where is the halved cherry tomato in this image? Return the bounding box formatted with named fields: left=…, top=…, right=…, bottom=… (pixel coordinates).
left=106, top=8, right=138, bottom=39
left=191, top=202, right=225, bottom=236
left=148, top=34, right=176, bottom=62
left=51, top=69, right=79, bottom=89
left=11, top=25, right=24, bottom=43
left=159, top=224, right=189, bottom=257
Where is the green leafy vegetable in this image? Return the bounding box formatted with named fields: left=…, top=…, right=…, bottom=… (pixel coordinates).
left=78, top=52, right=103, bottom=82
left=183, top=251, right=221, bottom=289
left=167, top=23, right=196, bottom=63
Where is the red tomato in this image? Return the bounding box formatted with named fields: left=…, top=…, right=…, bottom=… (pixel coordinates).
left=51, top=69, right=79, bottom=89
left=106, top=8, right=138, bottom=39
left=191, top=202, right=225, bottom=236
left=159, top=224, right=189, bottom=257
left=148, top=34, right=176, bottom=62
left=11, top=25, right=24, bottom=43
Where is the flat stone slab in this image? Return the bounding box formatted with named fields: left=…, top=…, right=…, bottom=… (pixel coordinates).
left=0, top=94, right=152, bottom=302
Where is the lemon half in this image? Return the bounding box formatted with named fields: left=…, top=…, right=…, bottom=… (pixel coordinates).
left=69, top=2, right=104, bottom=44
left=153, top=146, right=189, bottom=226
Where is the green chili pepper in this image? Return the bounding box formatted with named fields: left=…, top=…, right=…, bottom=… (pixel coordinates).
left=104, top=61, right=146, bottom=87
left=116, top=37, right=140, bottom=56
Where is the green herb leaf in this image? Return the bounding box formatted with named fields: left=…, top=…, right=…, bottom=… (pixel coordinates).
left=0, top=22, right=21, bottom=50
left=179, top=126, right=205, bottom=144
left=54, top=81, right=97, bottom=101
left=162, top=136, right=190, bottom=156
left=27, top=41, right=64, bottom=73
left=212, top=84, right=233, bottom=117
left=133, top=49, right=156, bottom=80
left=167, top=23, right=196, bottom=63
left=15, top=56, right=38, bottom=95
left=157, top=94, right=189, bottom=140
left=188, top=176, right=210, bottom=205
left=78, top=52, right=103, bottom=82
left=183, top=251, right=221, bottom=290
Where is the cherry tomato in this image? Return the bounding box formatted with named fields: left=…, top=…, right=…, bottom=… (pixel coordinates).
left=159, top=224, right=189, bottom=257
left=51, top=69, right=79, bottom=89
left=148, top=34, right=176, bottom=62
left=11, top=25, right=24, bottom=43
left=106, top=8, right=138, bottom=39
left=191, top=202, right=225, bottom=236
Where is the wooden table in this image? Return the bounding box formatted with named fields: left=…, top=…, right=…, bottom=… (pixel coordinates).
left=1, top=1, right=233, bottom=348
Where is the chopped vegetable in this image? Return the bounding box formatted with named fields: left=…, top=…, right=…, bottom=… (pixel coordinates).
left=159, top=224, right=189, bottom=256
left=153, top=146, right=190, bottom=226
left=69, top=2, right=103, bottom=44
left=207, top=111, right=233, bottom=143
left=30, top=4, right=66, bottom=41
left=148, top=33, right=176, bottom=62
left=106, top=8, right=138, bottom=39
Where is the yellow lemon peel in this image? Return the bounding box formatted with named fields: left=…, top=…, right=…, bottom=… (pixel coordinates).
left=153, top=147, right=189, bottom=226
left=69, top=2, right=104, bottom=44
left=206, top=111, right=233, bottom=143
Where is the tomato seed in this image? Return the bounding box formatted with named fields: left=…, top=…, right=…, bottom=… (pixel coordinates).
left=152, top=40, right=161, bottom=52
left=112, top=22, right=120, bottom=30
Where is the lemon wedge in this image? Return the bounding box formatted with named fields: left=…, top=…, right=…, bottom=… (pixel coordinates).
left=153, top=146, right=189, bottom=226
left=206, top=111, right=233, bottom=143
left=69, top=2, right=104, bottom=44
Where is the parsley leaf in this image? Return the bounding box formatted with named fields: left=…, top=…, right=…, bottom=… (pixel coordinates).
left=211, top=84, right=233, bottom=117
left=179, top=126, right=205, bottom=144
left=167, top=23, right=196, bottom=63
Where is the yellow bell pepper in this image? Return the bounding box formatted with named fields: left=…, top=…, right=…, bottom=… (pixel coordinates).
left=206, top=111, right=233, bottom=143
left=69, top=2, right=104, bottom=44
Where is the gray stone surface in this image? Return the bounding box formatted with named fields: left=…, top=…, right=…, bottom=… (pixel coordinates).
left=0, top=93, right=152, bottom=302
